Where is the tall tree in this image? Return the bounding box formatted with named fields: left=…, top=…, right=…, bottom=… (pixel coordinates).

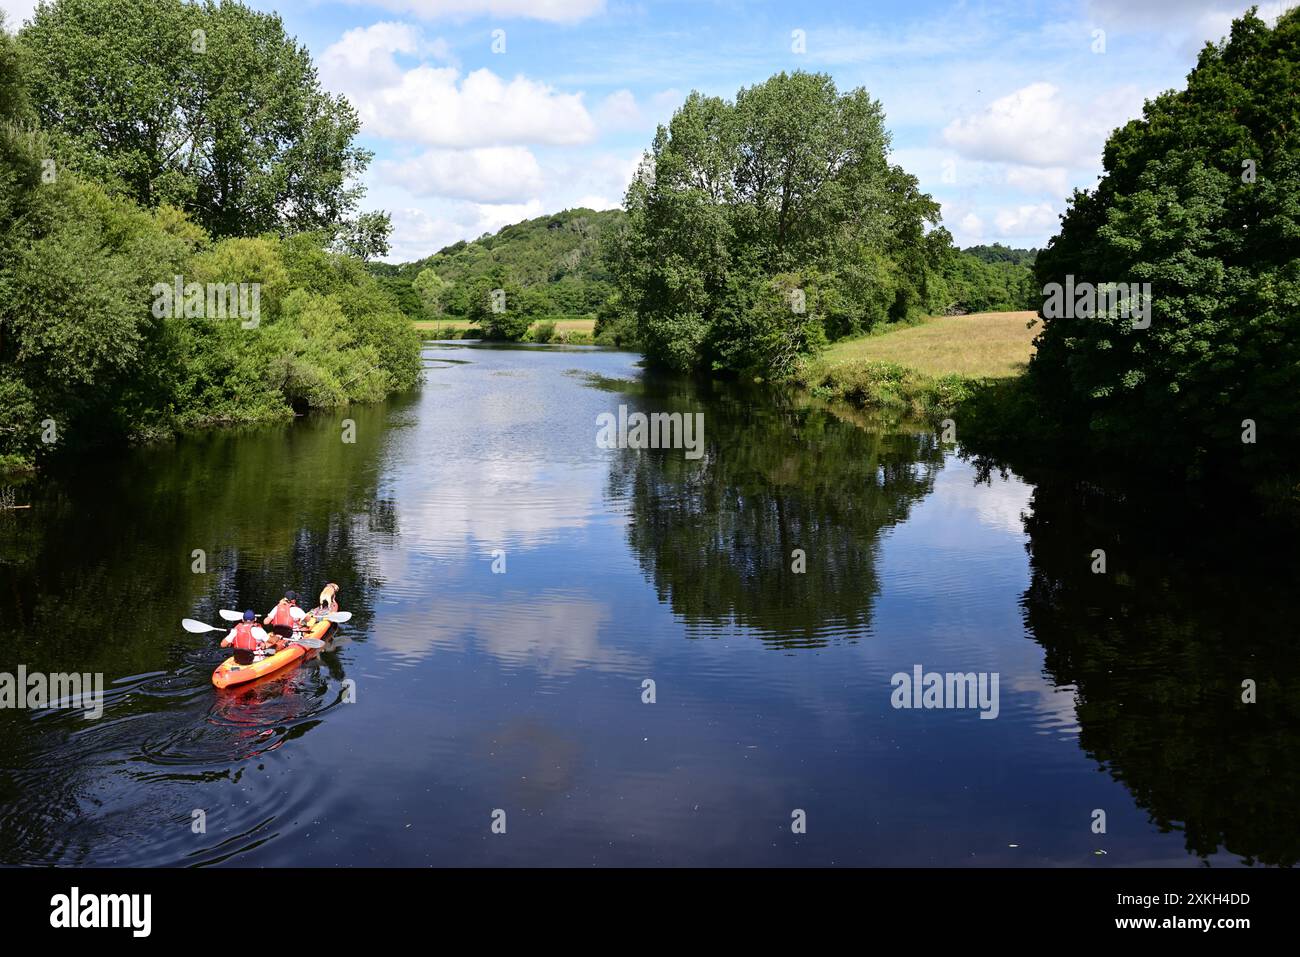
left=1030, top=7, right=1300, bottom=478
left=608, top=71, right=944, bottom=376
left=337, top=210, right=392, bottom=263
left=20, top=0, right=371, bottom=238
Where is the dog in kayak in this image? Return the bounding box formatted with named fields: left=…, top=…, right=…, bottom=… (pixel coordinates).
left=314, top=582, right=340, bottom=616
left=296, top=583, right=341, bottom=636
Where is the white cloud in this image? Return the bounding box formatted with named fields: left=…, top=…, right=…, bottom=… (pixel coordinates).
left=320, top=22, right=427, bottom=89
left=543, top=150, right=640, bottom=206
left=1087, top=0, right=1285, bottom=29
left=385, top=200, right=545, bottom=260
left=596, top=89, right=640, bottom=129
left=1005, top=165, right=1070, bottom=196
left=942, top=81, right=1146, bottom=169
left=324, top=50, right=596, bottom=146
left=942, top=83, right=1075, bottom=167
left=370, top=147, right=635, bottom=260
left=321, top=24, right=595, bottom=147
left=993, top=202, right=1059, bottom=237
left=379, top=146, right=544, bottom=202
left=958, top=212, right=985, bottom=238
left=1086, top=0, right=1289, bottom=58
left=340, top=0, right=605, bottom=23
left=571, top=192, right=618, bottom=210
left=648, top=88, right=686, bottom=119
left=590, top=88, right=687, bottom=133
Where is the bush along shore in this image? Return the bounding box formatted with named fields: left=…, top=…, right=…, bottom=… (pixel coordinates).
left=0, top=2, right=421, bottom=475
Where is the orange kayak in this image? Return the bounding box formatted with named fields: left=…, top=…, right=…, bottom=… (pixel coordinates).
left=212, top=615, right=333, bottom=689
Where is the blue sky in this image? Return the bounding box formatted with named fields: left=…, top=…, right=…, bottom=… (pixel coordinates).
left=2, top=0, right=1291, bottom=260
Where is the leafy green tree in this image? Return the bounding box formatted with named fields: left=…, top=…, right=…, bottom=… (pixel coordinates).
left=20, top=0, right=371, bottom=238
left=412, top=267, right=452, bottom=319
left=337, top=210, right=392, bottom=263
left=608, top=71, right=944, bottom=376
left=0, top=8, right=419, bottom=473
left=0, top=13, right=30, bottom=123
left=936, top=248, right=1038, bottom=314
left=1030, top=7, right=1300, bottom=478
left=593, top=292, right=639, bottom=347
left=464, top=276, right=531, bottom=340
left=516, top=284, right=553, bottom=318
left=964, top=244, right=1038, bottom=267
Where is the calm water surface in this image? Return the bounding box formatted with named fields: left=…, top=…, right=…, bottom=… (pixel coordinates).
left=1, top=341, right=1296, bottom=866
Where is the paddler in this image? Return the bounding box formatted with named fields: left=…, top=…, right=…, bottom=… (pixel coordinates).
left=263, top=590, right=300, bottom=649
left=221, top=610, right=271, bottom=665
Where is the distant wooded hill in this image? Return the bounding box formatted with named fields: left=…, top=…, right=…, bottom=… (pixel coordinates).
left=963, top=244, right=1039, bottom=267
left=369, top=207, right=1038, bottom=322
left=369, top=208, right=624, bottom=320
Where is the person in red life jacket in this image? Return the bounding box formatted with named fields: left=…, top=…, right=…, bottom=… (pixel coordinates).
left=263, top=590, right=300, bottom=648
left=222, top=610, right=270, bottom=666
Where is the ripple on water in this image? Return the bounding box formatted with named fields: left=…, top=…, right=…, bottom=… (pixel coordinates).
left=0, top=651, right=348, bottom=865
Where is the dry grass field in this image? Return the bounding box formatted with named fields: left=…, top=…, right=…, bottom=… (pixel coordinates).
left=821, top=311, right=1039, bottom=379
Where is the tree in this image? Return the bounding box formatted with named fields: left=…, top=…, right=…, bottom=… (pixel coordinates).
left=0, top=13, right=31, bottom=122
left=20, top=0, right=371, bottom=238
left=412, top=267, right=451, bottom=320
left=465, top=277, right=532, bottom=340
left=1030, top=8, right=1300, bottom=478
left=608, top=71, right=944, bottom=376
left=1, top=8, right=420, bottom=473
left=337, top=210, right=392, bottom=263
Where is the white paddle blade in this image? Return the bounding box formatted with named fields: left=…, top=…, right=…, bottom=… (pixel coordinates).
left=182, top=619, right=222, bottom=634
left=289, top=638, right=324, bottom=649
left=290, top=605, right=307, bottom=620
left=326, top=611, right=351, bottom=623
left=218, top=609, right=243, bottom=622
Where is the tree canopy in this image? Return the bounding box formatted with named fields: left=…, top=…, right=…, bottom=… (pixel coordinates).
left=1030, top=7, right=1300, bottom=478
left=0, top=3, right=419, bottom=473
left=20, top=0, right=372, bottom=238
left=605, top=71, right=950, bottom=377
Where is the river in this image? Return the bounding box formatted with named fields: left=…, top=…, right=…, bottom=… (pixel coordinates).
left=1, top=340, right=1295, bottom=866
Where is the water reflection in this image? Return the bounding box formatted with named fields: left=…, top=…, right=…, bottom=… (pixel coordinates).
left=610, top=374, right=944, bottom=647
left=1016, top=472, right=1300, bottom=866
left=2, top=340, right=1297, bottom=867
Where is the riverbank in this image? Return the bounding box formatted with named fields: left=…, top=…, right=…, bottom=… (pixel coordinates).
left=412, top=317, right=597, bottom=344
left=796, top=310, right=1299, bottom=510
left=795, top=311, right=1038, bottom=424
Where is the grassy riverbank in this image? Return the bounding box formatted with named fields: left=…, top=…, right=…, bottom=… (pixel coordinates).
left=820, top=311, right=1037, bottom=378
left=413, top=317, right=597, bottom=343
left=796, top=311, right=1037, bottom=420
